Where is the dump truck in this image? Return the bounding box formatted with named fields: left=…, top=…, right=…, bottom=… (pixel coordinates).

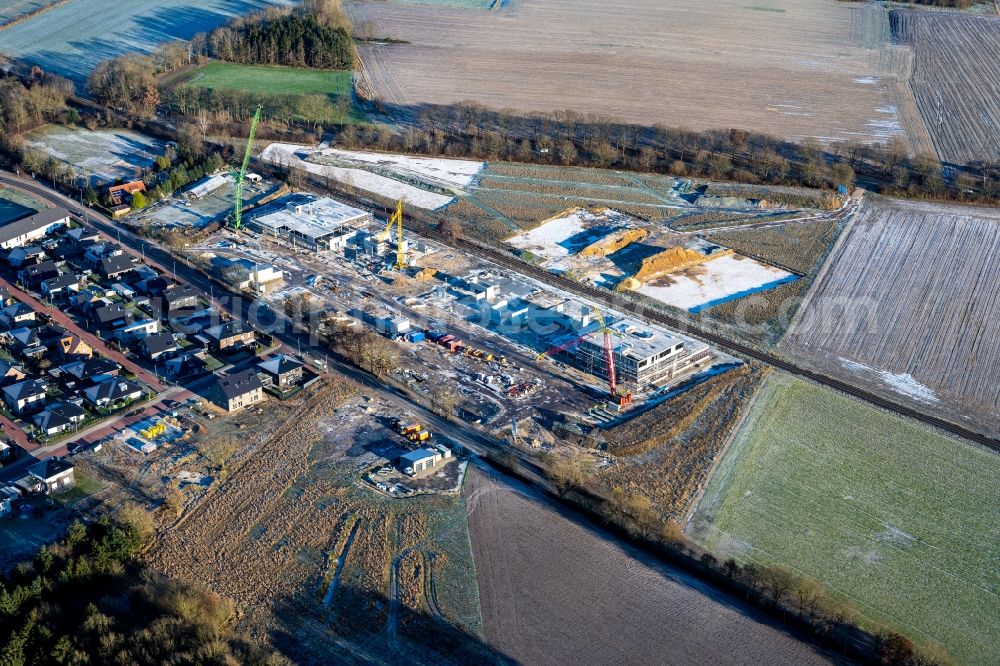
left=407, top=430, right=431, bottom=442
left=398, top=422, right=422, bottom=436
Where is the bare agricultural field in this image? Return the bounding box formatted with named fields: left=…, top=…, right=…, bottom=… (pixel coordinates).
left=0, top=0, right=292, bottom=84
left=893, top=10, right=1000, bottom=163
left=352, top=0, right=921, bottom=146
left=783, top=197, right=1000, bottom=436
left=0, top=0, right=51, bottom=24
left=466, top=467, right=838, bottom=665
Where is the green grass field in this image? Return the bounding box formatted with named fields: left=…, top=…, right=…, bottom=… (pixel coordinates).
left=177, top=62, right=364, bottom=123
left=691, top=373, right=1000, bottom=664
left=184, top=62, right=352, bottom=97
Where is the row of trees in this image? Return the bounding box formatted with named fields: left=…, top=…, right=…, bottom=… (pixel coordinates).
left=0, top=511, right=285, bottom=665
left=163, top=86, right=353, bottom=125
left=0, top=71, right=73, bottom=137
left=327, top=103, right=1000, bottom=204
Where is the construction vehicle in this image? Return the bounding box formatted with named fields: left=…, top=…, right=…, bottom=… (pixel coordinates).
left=538, top=305, right=632, bottom=407
left=375, top=199, right=407, bottom=270
left=407, top=430, right=431, bottom=443
left=398, top=422, right=422, bottom=436
left=231, top=104, right=263, bottom=231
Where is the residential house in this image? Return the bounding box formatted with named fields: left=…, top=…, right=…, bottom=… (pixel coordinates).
left=18, top=259, right=59, bottom=288
left=28, top=458, right=75, bottom=493
left=83, top=241, right=122, bottom=268
left=156, top=283, right=199, bottom=319
left=203, top=320, right=256, bottom=352
left=107, top=181, right=145, bottom=207
left=6, top=246, right=46, bottom=268
left=0, top=208, right=71, bottom=250
left=90, top=303, right=131, bottom=330
left=113, top=318, right=159, bottom=344
left=83, top=379, right=143, bottom=409
left=111, top=282, right=135, bottom=300
left=71, top=288, right=104, bottom=313
left=208, top=369, right=265, bottom=412
left=139, top=332, right=179, bottom=361
left=165, top=352, right=207, bottom=379
left=0, top=303, right=36, bottom=330
left=9, top=327, right=45, bottom=359
left=61, top=358, right=121, bottom=386
left=257, top=355, right=304, bottom=389
left=33, top=402, right=87, bottom=437
left=66, top=227, right=100, bottom=249
left=57, top=334, right=93, bottom=361
left=0, top=360, right=26, bottom=386
left=99, top=254, right=136, bottom=281
left=2, top=379, right=47, bottom=415
left=136, top=275, right=169, bottom=296
left=40, top=273, right=80, bottom=299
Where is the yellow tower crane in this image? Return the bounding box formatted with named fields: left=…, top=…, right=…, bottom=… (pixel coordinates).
left=376, top=200, right=407, bottom=270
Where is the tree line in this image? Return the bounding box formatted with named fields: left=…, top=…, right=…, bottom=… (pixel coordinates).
left=200, top=9, right=354, bottom=70
left=331, top=102, right=1000, bottom=205
left=0, top=510, right=285, bottom=665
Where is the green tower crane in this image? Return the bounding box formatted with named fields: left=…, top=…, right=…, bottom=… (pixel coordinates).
left=232, top=104, right=263, bottom=230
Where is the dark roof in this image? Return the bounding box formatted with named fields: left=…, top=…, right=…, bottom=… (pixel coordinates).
left=3, top=303, right=34, bottom=318
left=10, top=327, right=40, bottom=347
left=29, top=457, right=73, bottom=480
left=83, top=379, right=143, bottom=403
left=0, top=208, right=70, bottom=245
left=42, top=273, right=79, bottom=290
left=258, top=355, right=303, bottom=377
left=204, top=319, right=254, bottom=341
left=62, top=357, right=120, bottom=380
left=4, top=379, right=46, bottom=401
left=93, top=303, right=130, bottom=325
left=34, top=402, right=86, bottom=431
left=21, top=259, right=58, bottom=279
left=140, top=332, right=178, bottom=356
left=100, top=254, right=136, bottom=276
left=162, top=283, right=198, bottom=303
left=214, top=368, right=263, bottom=400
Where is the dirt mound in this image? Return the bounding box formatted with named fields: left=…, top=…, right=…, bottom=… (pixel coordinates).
left=579, top=228, right=648, bottom=257
left=414, top=267, right=438, bottom=281
left=633, top=246, right=732, bottom=283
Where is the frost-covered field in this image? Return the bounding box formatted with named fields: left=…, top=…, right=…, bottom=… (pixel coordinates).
left=314, top=148, right=483, bottom=189
left=638, top=254, right=796, bottom=313
left=260, top=143, right=459, bottom=209
left=0, top=0, right=290, bottom=84
left=783, top=197, right=1000, bottom=434
left=505, top=208, right=632, bottom=263
left=691, top=373, right=1000, bottom=666
left=25, top=125, right=164, bottom=185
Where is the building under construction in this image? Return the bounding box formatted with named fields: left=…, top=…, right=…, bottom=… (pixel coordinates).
left=244, top=193, right=371, bottom=251
left=556, top=316, right=711, bottom=391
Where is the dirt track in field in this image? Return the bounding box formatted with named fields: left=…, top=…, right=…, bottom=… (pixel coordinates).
left=351, top=0, right=922, bottom=147
left=465, top=466, right=842, bottom=665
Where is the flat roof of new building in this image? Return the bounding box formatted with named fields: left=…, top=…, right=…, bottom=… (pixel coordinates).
left=247, top=194, right=370, bottom=241
left=577, top=316, right=692, bottom=363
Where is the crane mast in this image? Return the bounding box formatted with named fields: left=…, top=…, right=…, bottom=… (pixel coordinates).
left=232, top=104, right=263, bottom=230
